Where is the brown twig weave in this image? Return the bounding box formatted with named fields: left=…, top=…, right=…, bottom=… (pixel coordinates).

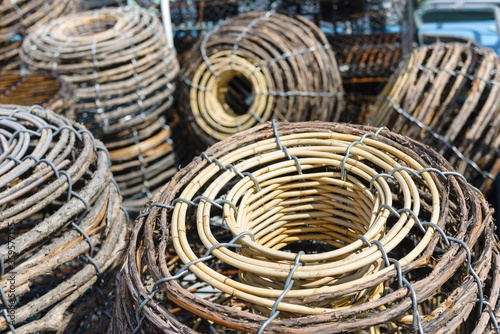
left=370, top=42, right=500, bottom=193
left=0, top=105, right=127, bottom=333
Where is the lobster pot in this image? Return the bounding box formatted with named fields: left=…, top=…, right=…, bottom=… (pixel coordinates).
left=0, top=0, right=77, bottom=70
left=0, top=105, right=127, bottom=333
left=370, top=43, right=500, bottom=192
left=329, top=33, right=402, bottom=124
left=0, top=71, right=74, bottom=117
left=112, top=121, right=499, bottom=333
left=179, top=11, right=344, bottom=148
left=106, top=116, right=193, bottom=210
left=20, top=7, right=185, bottom=212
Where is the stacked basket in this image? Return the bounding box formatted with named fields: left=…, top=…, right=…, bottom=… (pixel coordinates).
left=0, top=71, right=73, bottom=117
left=0, top=105, right=127, bottom=333
left=112, top=121, right=499, bottom=333
left=0, top=0, right=78, bottom=70
left=20, top=7, right=186, bottom=211
left=179, top=11, right=344, bottom=148
left=371, top=42, right=500, bottom=192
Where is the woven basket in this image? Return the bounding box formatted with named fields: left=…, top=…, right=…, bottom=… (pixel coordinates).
left=112, top=121, right=499, bottom=333
left=0, top=0, right=78, bottom=69
left=20, top=7, right=186, bottom=212
left=370, top=42, right=500, bottom=193
left=20, top=6, right=179, bottom=136
left=179, top=11, right=344, bottom=148
left=0, top=71, right=73, bottom=117
left=0, top=105, right=127, bottom=333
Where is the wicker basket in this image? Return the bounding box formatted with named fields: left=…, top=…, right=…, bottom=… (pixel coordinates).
left=20, top=7, right=186, bottom=212
left=178, top=11, right=344, bottom=148
left=112, top=121, right=499, bottom=333
left=370, top=43, right=500, bottom=193
left=0, top=0, right=78, bottom=70
left=0, top=105, right=127, bottom=333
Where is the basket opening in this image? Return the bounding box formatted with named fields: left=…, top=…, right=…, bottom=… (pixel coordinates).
left=237, top=174, right=379, bottom=258
left=222, top=73, right=254, bottom=116
left=69, top=17, right=118, bottom=37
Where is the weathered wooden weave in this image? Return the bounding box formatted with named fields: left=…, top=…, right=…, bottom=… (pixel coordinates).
left=20, top=7, right=184, bottom=212
left=179, top=11, right=344, bottom=148
left=20, top=6, right=179, bottom=136
left=0, top=105, right=127, bottom=333
left=0, top=71, right=73, bottom=117
left=112, top=121, right=499, bottom=333
left=0, top=0, right=78, bottom=70
left=370, top=43, right=500, bottom=193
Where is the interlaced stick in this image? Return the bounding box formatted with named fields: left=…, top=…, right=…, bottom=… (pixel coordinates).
left=0, top=105, right=127, bottom=333
left=0, top=0, right=77, bottom=70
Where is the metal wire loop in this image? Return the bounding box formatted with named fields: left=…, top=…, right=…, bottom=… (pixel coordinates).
left=7, top=129, right=41, bottom=146
left=258, top=250, right=304, bottom=334
left=272, top=120, right=303, bottom=175
left=71, top=222, right=95, bottom=256
left=385, top=97, right=495, bottom=181
left=133, top=232, right=255, bottom=331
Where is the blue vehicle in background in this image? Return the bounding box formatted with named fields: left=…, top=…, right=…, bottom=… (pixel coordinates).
left=415, top=0, right=500, bottom=53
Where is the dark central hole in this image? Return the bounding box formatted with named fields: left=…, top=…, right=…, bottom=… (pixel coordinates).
left=70, top=18, right=117, bottom=37
left=225, top=74, right=254, bottom=115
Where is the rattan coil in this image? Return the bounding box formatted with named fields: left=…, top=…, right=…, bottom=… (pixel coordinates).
left=20, top=6, right=179, bottom=136
left=370, top=42, right=500, bottom=193
left=179, top=11, right=344, bottom=148
left=0, top=105, right=127, bottom=333
left=112, top=121, right=499, bottom=333
left=0, top=0, right=78, bottom=70
left=0, top=71, right=74, bottom=117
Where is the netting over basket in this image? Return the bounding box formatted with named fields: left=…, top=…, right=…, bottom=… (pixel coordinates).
left=0, top=0, right=78, bottom=70
left=178, top=11, right=344, bottom=148
left=0, top=105, right=128, bottom=333
left=19, top=6, right=187, bottom=212
left=0, top=71, right=74, bottom=117
left=370, top=42, right=500, bottom=193
left=112, top=121, right=500, bottom=333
